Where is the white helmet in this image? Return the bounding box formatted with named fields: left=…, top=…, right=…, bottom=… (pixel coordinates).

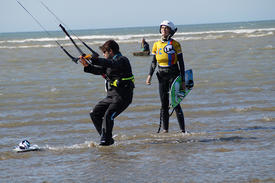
left=159, top=20, right=177, bottom=36
left=19, top=140, right=30, bottom=149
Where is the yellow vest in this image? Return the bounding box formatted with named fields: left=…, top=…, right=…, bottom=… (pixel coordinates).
left=152, top=39, right=182, bottom=67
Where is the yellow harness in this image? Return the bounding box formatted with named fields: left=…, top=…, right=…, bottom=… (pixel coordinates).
left=110, top=75, right=135, bottom=87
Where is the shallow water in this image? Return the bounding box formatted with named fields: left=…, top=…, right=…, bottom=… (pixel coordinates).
left=0, top=21, right=275, bottom=182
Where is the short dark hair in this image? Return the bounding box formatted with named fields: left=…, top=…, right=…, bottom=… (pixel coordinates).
left=99, top=40, right=120, bottom=54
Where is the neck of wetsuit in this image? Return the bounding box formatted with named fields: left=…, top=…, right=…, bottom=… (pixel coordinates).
left=113, top=52, right=122, bottom=59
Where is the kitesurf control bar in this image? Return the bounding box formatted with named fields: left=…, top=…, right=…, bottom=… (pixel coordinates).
left=40, top=1, right=99, bottom=58
left=59, top=24, right=95, bottom=65
left=16, top=0, right=79, bottom=63
left=59, top=24, right=85, bottom=56
left=17, top=0, right=79, bottom=63
left=17, top=0, right=100, bottom=64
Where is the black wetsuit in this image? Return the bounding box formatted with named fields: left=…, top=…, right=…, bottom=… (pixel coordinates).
left=84, top=53, right=134, bottom=145
left=148, top=48, right=186, bottom=132
left=143, top=41, right=150, bottom=52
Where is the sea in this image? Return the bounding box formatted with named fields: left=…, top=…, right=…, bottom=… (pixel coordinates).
left=0, top=20, right=274, bottom=183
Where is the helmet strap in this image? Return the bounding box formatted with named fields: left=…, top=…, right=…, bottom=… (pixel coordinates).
left=161, top=36, right=168, bottom=42
left=161, top=34, right=173, bottom=42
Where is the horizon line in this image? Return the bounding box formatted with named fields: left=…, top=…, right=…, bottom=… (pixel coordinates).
left=1, top=19, right=275, bottom=34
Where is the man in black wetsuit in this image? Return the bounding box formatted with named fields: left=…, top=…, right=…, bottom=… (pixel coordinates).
left=79, top=40, right=134, bottom=146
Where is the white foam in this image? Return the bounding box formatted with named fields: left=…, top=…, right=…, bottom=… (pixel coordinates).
left=50, top=88, right=57, bottom=92
left=0, top=37, right=66, bottom=44
left=176, top=28, right=275, bottom=36
left=1, top=27, right=274, bottom=49
left=263, top=116, right=273, bottom=122
left=45, top=140, right=97, bottom=151
left=234, top=106, right=253, bottom=112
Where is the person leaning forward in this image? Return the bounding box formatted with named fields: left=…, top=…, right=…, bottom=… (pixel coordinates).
left=79, top=40, right=135, bottom=146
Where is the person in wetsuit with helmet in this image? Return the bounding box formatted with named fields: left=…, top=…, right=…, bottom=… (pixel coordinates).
left=146, top=20, right=186, bottom=133
left=79, top=40, right=135, bottom=146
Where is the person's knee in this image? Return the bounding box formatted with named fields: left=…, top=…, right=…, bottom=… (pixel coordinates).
left=89, top=111, right=95, bottom=121
left=90, top=111, right=103, bottom=134
left=104, top=111, right=117, bottom=122
left=90, top=110, right=102, bottom=122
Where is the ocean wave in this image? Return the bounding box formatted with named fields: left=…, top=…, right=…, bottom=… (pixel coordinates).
left=0, top=37, right=66, bottom=44
left=1, top=28, right=274, bottom=43
left=257, top=45, right=275, bottom=50
left=0, top=34, right=156, bottom=44
left=0, top=42, right=75, bottom=49
left=0, top=44, right=58, bottom=49
left=262, top=116, right=273, bottom=122
left=45, top=140, right=97, bottom=151
left=0, top=27, right=274, bottom=49
left=233, top=106, right=275, bottom=113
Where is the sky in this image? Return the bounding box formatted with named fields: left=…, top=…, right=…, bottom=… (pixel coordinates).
left=1, top=0, right=275, bottom=33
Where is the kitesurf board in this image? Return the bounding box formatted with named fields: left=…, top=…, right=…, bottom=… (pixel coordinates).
left=133, top=51, right=150, bottom=56
left=170, top=69, right=194, bottom=108
left=13, top=145, right=41, bottom=153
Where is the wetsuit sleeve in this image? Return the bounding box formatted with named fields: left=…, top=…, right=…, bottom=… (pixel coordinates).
left=148, top=55, right=157, bottom=76
left=177, top=53, right=185, bottom=82
left=84, top=64, right=105, bottom=75
left=92, top=57, right=123, bottom=69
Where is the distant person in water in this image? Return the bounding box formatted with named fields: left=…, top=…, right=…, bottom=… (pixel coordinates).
left=141, top=38, right=150, bottom=53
